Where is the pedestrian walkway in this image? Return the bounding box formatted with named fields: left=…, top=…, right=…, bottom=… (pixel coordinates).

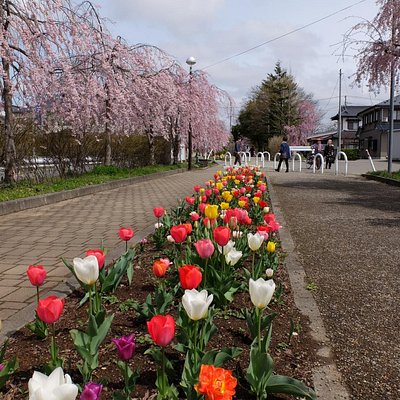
left=0, top=166, right=220, bottom=338
left=269, top=167, right=400, bottom=400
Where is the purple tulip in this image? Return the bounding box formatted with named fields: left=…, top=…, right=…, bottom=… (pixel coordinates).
left=112, top=334, right=136, bottom=361
left=80, top=382, right=103, bottom=400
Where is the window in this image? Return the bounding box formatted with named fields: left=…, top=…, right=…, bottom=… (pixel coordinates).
left=382, top=109, right=389, bottom=122
left=347, top=121, right=358, bottom=130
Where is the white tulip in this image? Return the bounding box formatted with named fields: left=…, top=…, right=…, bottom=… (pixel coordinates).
left=28, top=367, right=78, bottom=400
left=263, top=207, right=270, bottom=213
left=247, top=232, right=264, bottom=251
left=167, top=235, right=175, bottom=243
left=225, top=248, right=243, bottom=266
left=73, top=255, right=99, bottom=285
left=265, top=268, right=274, bottom=278
left=249, top=278, right=276, bottom=309
left=182, top=289, right=213, bottom=321
left=217, top=240, right=235, bottom=255
left=154, top=222, right=164, bottom=229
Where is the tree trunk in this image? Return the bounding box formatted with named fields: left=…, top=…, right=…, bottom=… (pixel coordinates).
left=148, top=126, right=155, bottom=165
left=104, top=87, right=112, bottom=165
left=2, top=57, right=17, bottom=183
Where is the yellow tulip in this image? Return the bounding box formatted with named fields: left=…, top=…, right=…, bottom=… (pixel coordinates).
left=225, top=194, right=233, bottom=203
left=238, top=200, right=246, bottom=208
left=267, top=241, right=276, bottom=253
left=234, top=179, right=240, bottom=185
left=216, top=182, right=223, bottom=190
left=205, top=204, right=219, bottom=219
left=200, top=188, right=205, bottom=194
left=220, top=202, right=229, bottom=210
left=253, top=196, right=260, bottom=204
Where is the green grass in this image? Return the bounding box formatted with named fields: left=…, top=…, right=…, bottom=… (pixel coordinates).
left=0, top=164, right=185, bottom=203
left=369, top=169, right=400, bottom=181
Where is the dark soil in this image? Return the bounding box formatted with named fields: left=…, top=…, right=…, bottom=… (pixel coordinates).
left=2, top=239, right=319, bottom=399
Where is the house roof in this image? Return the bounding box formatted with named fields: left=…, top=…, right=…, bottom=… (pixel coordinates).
left=306, top=131, right=335, bottom=142
left=331, top=105, right=370, bottom=120
left=356, top=95, right=400, bottom=116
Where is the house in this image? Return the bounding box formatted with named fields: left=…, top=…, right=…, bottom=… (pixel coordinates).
left=330, top=105, right=369, bottom=150
left=356, top=95, right=400, bottom=159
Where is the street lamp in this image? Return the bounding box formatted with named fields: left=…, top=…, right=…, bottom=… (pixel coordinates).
left=186, top=56, right=196, bottom=170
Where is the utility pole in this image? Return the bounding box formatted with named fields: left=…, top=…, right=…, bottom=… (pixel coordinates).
left=338, top=69, right=343, bottom=154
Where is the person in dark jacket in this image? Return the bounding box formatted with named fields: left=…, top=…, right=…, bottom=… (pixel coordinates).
left=324, top=139, right=335, bottom=169
left=275, top=136, right=290, bottom=172
left=233, top=138, right=242, bottom=165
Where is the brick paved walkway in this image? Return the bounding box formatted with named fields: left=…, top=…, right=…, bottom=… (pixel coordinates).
left=0, top=166, right=220, bottom=337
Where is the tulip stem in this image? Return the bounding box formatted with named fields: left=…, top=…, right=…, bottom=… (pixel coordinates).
left=203, top=258, right=209, bottom=289
left=124, top=360, right=130, bottom=397
left=257, top=308, right=262, bottom=352
left=193, top=320, right=198, bottom=366
left=161, top=347, right=166, bottom=395
left=36, top=286, right=40, bottom=306
left=88, top=285, right=93, bottom=316
left=125, top=241, right=128, bottom=252
left=252, top=252, right=256, bottom=279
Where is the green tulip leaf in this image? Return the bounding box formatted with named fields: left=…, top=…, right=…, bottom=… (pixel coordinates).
left=266, top=374, right=318, bottom=400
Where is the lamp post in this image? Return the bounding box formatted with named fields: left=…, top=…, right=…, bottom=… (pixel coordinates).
left=186, top=56, right=196, bottom=170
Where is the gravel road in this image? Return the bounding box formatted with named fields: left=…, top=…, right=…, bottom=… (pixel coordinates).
left=269, top=171, right=400, bottom=400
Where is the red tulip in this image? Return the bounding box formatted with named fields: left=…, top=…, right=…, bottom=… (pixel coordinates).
left=205, top=189, right=212, bottom=197
left=194, top=239, right=215, bottom=259
left=118, top=227, right=134, bottom=241
left=186, top=196, right=195, bottom=205
left=147, top=315, right=175, bottom=347
left=193, top=185, right=201, bottom=193
left=257, top=226, right=269, bottom=241
left=179, top=265, right=202, bottom=290
left=213, top=226, right=231, bottom=247
left=198, top=203, right=207, bottom=214
left=153, top=207, right=165, bottom=219
left=27, top=265, right=47, bottom=286
left=170, top=225, right=187, bottom=243
left=264, top=213, right=276, bottom=224
left=86, top=249, right=106, bottom=270
left=153, top=258, right=170, bottom=278
left=37, top=295, right=64, bottom=324
left=259, top=200, right=267, bottom=208
left=190, top=212, right=200, bottom=222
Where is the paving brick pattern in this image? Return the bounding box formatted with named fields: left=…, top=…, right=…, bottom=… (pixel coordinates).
left=0, top=166, right=220, bottom=326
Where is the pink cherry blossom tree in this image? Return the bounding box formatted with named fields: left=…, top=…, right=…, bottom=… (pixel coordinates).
left=343, top=0, right=400, bottom=89
left=0, top=0, right=111, bottom=182
left=284, top=98, right=320, bottom=145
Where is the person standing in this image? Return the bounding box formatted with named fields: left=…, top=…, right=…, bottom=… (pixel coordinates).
left=324, top=139, right=335, bottom=169
left=233, top=138, right=242, bottom=165
left=275, top=136, right=290, bottom=172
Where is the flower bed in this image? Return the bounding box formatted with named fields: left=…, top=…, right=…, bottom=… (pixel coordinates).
left=1, top=166, right=319, bottom=399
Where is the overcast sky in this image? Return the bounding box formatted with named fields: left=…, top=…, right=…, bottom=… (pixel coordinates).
left=94, top=0, right=384, bottom=127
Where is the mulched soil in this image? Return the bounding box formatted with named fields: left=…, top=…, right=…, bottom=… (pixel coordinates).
left=2, top=238, right=319, bottom=399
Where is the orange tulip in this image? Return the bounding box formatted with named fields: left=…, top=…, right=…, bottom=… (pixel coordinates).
left=195, top=364, right=237, bottom=400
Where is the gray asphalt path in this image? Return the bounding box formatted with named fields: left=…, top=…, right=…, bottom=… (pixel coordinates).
left=269, top=162, right=400, bottom=400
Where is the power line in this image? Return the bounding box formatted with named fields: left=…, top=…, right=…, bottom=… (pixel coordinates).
left=201, top=0, right=367, bottom=71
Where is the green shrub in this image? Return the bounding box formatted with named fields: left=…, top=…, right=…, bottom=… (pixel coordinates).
left=341, top=149, right=360, bottom=160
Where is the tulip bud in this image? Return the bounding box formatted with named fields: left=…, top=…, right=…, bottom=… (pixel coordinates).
left=265, top=268, right=274, bottom=278
left=266, top=241, right=276, bottom=253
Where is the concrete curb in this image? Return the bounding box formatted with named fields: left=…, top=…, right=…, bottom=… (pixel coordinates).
left=267, top=177, right=351, bottom=400
left=362, top=173, right=400, bottom=187
left=0, top=168, right=186, bottom=216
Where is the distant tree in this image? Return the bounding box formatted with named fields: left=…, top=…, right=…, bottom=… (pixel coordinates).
left=235, top=62, right=318, bottom=150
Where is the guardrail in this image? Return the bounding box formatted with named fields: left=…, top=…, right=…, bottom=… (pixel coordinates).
left=224, top=152, right=232, bottom=166
left=313, top=153, right=324, bottom=174
left=335, top=151, right=348, bottom=176
left=292, top=153, right=302, bottom=172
